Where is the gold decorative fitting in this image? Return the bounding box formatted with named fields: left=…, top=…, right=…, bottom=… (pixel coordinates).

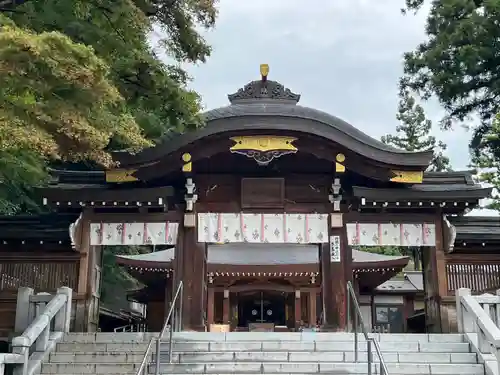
left=335, top=153, right=346, bottom=173
left=390, top=170, right=423, bottom=184
left=105, top=169, right=138, bottom=183
left=260, top=64, right=269, bottom=78
left=182, top=153, right=192, bottom=173
left=230, top=136, right=298, bottom=166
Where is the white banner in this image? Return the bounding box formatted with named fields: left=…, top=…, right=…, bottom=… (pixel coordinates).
left=346, top=223, right=436, bottom=247
left=198, top=213, right=328, bottom=244
left=89, top=222, right=179, bottom=246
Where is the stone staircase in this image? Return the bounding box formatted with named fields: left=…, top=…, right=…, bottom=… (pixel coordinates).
left=40, top=332, right=484, bottom=375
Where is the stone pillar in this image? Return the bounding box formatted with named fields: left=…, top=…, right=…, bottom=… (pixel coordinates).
left=308, top=289, right=317, bottom=327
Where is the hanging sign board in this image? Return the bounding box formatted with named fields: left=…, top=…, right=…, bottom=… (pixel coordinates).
left=329, top=235, right=341, bottom=262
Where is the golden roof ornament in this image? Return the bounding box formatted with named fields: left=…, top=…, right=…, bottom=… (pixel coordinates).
left=227, top=64, right=301, bottom=104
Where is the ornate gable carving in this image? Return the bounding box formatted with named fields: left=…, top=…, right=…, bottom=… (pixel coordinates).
left=228, top=80, right=301, bottom=104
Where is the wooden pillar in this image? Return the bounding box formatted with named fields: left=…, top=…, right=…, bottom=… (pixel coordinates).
left=308, top=289, right=317, bottom=327
left=222, top=290, right=230, bottom=324
left=434, top=213, right=448, bottom=332
left=207, top=286, right=215, bottom=329
left=322, top=214, right=350, bottom=331
left=175, top=224, right=206, bottom=331
left=74, top=209, right=92, bottom=332
left=294, top=289, right=302, bottom=328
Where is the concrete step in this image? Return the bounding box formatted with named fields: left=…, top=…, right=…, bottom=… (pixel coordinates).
left=56, top=342, right=149, bottom=352
left=41, top=361, right=484, bottom=375
left=168, top=332, right=465, bottom=343
left=46, top=350, right=478, bottom=366
left=54, top=340, right=471, bottom=353
left=148, top=362, right=484, bottom=374
left=152, top=351, right=477, bottom=364
left=166, top=340, right=471, bottom=353
left=41, top=362, right=140, bottom=374
left=49, top=351, right=147, bottom=363
left=62, top=332, right=157, bottom=343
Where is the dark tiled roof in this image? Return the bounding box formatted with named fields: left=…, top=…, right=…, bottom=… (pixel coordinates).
left=0, top=213, right=79, bottom=243
left=376, top=272, right=424, bottom=293
left=352, top=183, right=491, bottom=201
left=449, top=216, right=500, bottom=241
left=112, top=79, right=433, bottom=168
left=116, top=247, right=407, bottom=267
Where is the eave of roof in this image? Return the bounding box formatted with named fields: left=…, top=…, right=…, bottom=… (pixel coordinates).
left=0, top=213, right=79, bottom=242
left=449, top=216, right=500, bottom=242
left=112, top=103, right=433, bottom=168
left=352, top=185, right=492, bottom=201
left=116, top=248, right=409, bottom=271
left=38, top=185, right=174, bottom=202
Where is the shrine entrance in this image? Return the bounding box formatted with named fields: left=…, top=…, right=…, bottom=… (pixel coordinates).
left=33, top=67, right=492, bottom=335
left=237, top=291, right=287, bottom=328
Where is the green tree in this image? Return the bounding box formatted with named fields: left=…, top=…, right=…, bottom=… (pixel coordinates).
left=0, top=14, right=152, bottom=213
left=0, top=0, right=218, bottom=308
left=0, top=0, right=217, bottom=213
left=470, top=114, right=500, bottom=210
left=382, top=89, right=451, bottom=172
left=400, top=0, right=497, bottom=207
left=400, top=0, right=500, bottom=128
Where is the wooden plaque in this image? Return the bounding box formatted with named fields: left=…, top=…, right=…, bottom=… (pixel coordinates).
left=241, top=178, right=284, bottom=208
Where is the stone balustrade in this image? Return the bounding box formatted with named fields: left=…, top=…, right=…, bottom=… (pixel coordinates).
left=0, top=287, right=72, bottom=375
left=456, top=288, right=500, bottom=375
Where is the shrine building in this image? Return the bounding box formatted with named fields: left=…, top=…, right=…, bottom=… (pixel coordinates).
left=0, top=65, right=497, bottom=336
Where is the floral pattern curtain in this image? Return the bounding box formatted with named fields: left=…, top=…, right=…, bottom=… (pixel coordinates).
left=197, top=213, right=329, bottom=244
left=89, top=222, right=179, bottom=245
left=346, top=222, right=436, bottom=247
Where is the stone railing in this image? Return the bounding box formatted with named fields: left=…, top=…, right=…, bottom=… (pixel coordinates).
left=456, top=288, right=500, bottom=375
left=0, top=287, right=72, bottom=375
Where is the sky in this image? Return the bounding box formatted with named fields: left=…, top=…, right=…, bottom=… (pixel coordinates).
left=154, top=0, right=497, bottom=216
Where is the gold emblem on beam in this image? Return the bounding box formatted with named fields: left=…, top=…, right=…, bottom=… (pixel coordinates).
left=230, top=136, right=298, bottom=166
left=182, top=153, right=192, bottom=173
left=105, top=169, right=138, bottom=183
left=335, top=153, right=346, bottom=173
left=390, top=170, right=423, bottom=184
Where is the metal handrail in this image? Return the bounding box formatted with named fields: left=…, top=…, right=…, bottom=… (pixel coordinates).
left=136, top=280, right=184, bottom=375
left=346, top=281, right=389, bottom=375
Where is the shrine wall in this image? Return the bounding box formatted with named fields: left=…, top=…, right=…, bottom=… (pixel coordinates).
left=0, top=251, right=80, bottom=339
left=444, top=252, right=500, bottom=294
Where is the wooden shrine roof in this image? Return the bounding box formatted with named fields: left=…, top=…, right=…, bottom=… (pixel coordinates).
left=117, top=246, right=409, bottom=290
left=375, top=271, right=424, bottom=294
left=112, top=76, right=433, bottom=169
left=352, top=170, right=491, bottom=209
left=116, top=247, right=409, bottom=271
left=0, top=213, right=79, bottom=247
left=449, top=216, right=500, bottom=242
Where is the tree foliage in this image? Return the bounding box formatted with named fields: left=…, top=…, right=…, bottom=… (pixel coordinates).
left=470, top=113, right=500, bottom=210
left=400, top=0, right=497, bottom=207
left=401, top=0, right=500, bottom=128
left=382, top=89, right=451, bottom=171
left=0, top=0, right=218, bottom=307
left=0, top=0, right=217, bottom=213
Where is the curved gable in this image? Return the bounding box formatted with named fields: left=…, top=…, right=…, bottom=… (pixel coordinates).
left=114, top=78, right=433, bottom=169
